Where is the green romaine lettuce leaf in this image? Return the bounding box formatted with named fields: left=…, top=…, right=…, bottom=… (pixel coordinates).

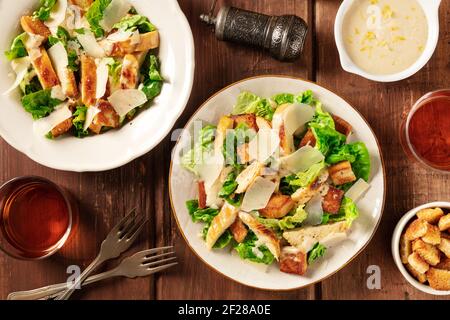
left=231, top=92, right=275, bottom=121
left=33, top=0, right=57, bottom=21
left=310, top=123, right=346, bottom=157
left=296, top=90, right=321, bottom=107
left=307, top=243, right=326, bottom=264
left=20, top=70, right=42, bottom=95
left=309, top=105, right=335, bottom=129
left=21, top=89, right=62, bottom=119
left=259, top=205, right=308, bottom=231
left=5, top=33, right=28, bottom=61
left=272, top=93, right=294, bottom=105
left=48, top=27, right=80, bottom=71
left=290, top=161, right=326, bottom=188
left=86, top=0, right=112, bottom=37
left=234, top=232, right=275, bottom=265
left=181, top=125, right=216, bottom=174
left=72, top=106, right=89, bottom=138
left=113, top=15, right=156, bottom=33
left=218, top=169, right=243, bottom=206
left=140, top=54, right=163, bottom=100
left=222, top=123, right=255, bottom=167
left=321, top=197, right=359, bottom=226
left=326, top=142, right=371, bottom=182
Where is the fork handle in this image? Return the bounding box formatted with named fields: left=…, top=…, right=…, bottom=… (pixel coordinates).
left=7, top=268, right=118, bottom=300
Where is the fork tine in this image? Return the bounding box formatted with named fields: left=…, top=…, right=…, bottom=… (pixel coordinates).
left=119, top=214, right=140, bottom=237
left=142, top=251, right=176, bottom=263
left=143, top=257, right=177, bottom=267
left=147, top=262, right=178, bottom=273
left=125, top=217, right=148, bottom=242
left=111, top=208, right=136, bottom=233
left=130, top=247, right=174, bottom=260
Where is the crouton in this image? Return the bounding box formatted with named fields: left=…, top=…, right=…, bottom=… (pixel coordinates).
left=231, top=114, right=258, bottom=131
left=51, top=118, right=73, bottom=138
left=89, top=100, right=120, bottom=134
left=110, top=31, right=160, bottom=57
left=120, top=54, right=139, bottom=89
left=280, top=247, right=308, bottom=275
left=404, top=219, right=430, bottom=241
left=412, top=239, right=440, bottom=266
left=416, top=207, right=444, bottom=224
left=438, top=237, right=450, bottom=258
left=206, top=203, right=238, bottom=249
left=407, top=252, right=429, bottom=274
left=426, top=268, right=450, bottom=291
left=236, top=143, right=250, bottom=164
left=322, top=186, right=344, bottom=214
left=438, top=214, right=450, bottom=231
left=259, top=194, right=296, bottom=219
left=81, top=55, right=97, bottom=106
left=69, top=0, right=93, bottom=10
left=197, top=181, right=206, bottom=209
left=436, top=257, right=450, bottom=271
left=215, top=116, right=234, bottom=152
left=32, top=48, right=60, bottom=89
left=405, top=263, right=427, bottom=284
left=229, top=218, right=248, bottom=243
left=332, top=115, right=352, bottom=136
left=235, top=161, right=263, bottom=193
left=20, top=16, right=51, bottom=39
left=400, top=234, right=412, bottom=264
left=299, top=128, right=316, bottom=147
left=422, top=224, right=441, bottom=245
left=328, top=161, right=357, bottom=186
left=256, top=117, right=271, bottom=130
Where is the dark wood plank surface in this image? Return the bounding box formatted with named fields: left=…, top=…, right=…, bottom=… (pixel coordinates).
left=0, top=0, right=448, bottom=300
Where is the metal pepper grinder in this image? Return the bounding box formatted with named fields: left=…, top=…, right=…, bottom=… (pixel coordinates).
left=200, top=0, right=308, bottom=62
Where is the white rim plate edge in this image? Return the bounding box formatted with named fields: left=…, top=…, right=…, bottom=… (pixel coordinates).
left=0, top=0, right=195, bottom=172
left=169, top=75, right=386, bottom=291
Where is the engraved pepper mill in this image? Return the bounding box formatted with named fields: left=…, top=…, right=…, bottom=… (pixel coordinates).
left=200, top=0, right=308, bottom=62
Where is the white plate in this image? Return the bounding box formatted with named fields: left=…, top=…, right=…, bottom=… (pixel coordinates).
left=0, top=0, right=194, bottom=172
left=169, top=76, right=386, bottom=291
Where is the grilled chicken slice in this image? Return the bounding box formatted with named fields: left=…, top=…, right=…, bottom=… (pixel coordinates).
left=291, top=170, right=329, bottom=204
left=206, top=202, right=238, bottom=249
left=235, top=161, right=263, bottom=193
left=239, top=211, right=281, bottom=260
left=259, top=194, right=296, bottom=219
left=231, top=114, right=258, bottom=131
left=31, top=48, right=60, bottom=89
left=81, top=55, right=97, bottom=106
left=110, top=31, right=160, bottom=57
left=89, top=100, right=120, bottom=134
left=255, top=116, right=271, bottom=130
left=322, top=186, right=344, bottom=214
left=20, top=16, right=51, bottom=39
left=229, top=218, right=248, bottom=243
left=120, top=54, right=139, bottom=89
left=51, top=118, right=73, bottom=138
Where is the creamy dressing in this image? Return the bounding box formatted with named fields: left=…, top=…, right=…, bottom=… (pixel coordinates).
left=343, top=0, right=428, bottom=75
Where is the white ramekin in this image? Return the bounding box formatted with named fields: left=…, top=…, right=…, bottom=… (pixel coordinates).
left=334, top=0, right=442, bottom=82
left=391, top=201, right=450, bottom=296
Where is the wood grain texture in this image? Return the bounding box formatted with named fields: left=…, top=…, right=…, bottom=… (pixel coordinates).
left=0, top=0, right=448, bottom=300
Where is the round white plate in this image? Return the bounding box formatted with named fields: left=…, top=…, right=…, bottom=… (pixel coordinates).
left=169, top=76, right=386, bottom=291
left=0, top=0, right=194, bottom=172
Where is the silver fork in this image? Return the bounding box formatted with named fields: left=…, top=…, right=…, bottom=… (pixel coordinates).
left=7, top=247, right=177, bottom=300
left=55, top=209, right=148, bottom=300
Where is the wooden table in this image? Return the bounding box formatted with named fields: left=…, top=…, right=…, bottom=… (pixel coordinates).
left=0, top=0, right=449, bottom=300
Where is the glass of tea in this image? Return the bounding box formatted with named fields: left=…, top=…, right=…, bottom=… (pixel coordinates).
left=0, top=176, right=76, bottom=260
left=401, top=89, right=450, bottom=173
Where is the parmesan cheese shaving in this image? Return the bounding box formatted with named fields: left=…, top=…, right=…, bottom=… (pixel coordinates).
left=107, top=30, right=133, bottom=42
left=65, top=4, right=83, bottom=32
left=48, top=42, right=69, bottom=95
left=304, top=193, right=323, bottom=226
left=76, top=30, right=105, bottom=58
left=84, top=106, right=101, bottom=131
left=51, top=85, right=66, bottom=101
left=33, top=102, right=72, bottom=136
left=283, top=103, right=315, bottom=136
left=44, top=0, right=68, bottom=28
left=247, top=128, right=280, bottom=163
left=3, top=57, right=31, bottom=95
left=100, top=0, right=132, bottom=32
left=241, top=177, right=276, bottom=212
left=345, top=178, right=370, bottom=202
left=108, top=89, right=147, bottom=117
left=95, top=58, right=111, bottom=99
left=279, top=145, right=325, bottom=174
left=196, top=152, right=225, bottom=190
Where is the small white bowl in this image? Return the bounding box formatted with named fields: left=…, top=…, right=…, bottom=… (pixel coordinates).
left=391, top=201, right=450, bottom=296
left=334, top=0, right=442, bottom=82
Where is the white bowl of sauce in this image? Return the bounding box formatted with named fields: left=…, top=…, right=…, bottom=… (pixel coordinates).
left=335, top=0, right=441, bottom=82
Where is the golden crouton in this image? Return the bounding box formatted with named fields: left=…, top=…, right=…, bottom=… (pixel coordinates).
left=426, top=268, right=450, bottom=291
left=231, top=114, right=258, bottom=131
left=332, top=115, right=352, bottom=137
left=120, top=54, right=139, bottom=89
left=422, top=224, right=441, bottom=245
left=51, top=118, right=73, bottom=138
left=89, top=100, right=120, bottom=134
left=215, top=116, right=234, bottom=153
left=407, top=252, right=429, bottom=274
left=436, top=257, right=450, bottom=271
left=81, top=55, right=97, bottom=106
left=229, top=218, right=248, bottom=243
left=417, top=207, right=444, bottom=224
left=400, top=234, right=412, bottom=264
left=280, top=248, right=308, bottom=276
left=438, top=214, right=450, bottom=231
left=328, top=161, right=357, bottom=186
left=20, top=16, right=51, bottom=39
left=255, top=117, right=271, bottom=130
left=69, top=0, right=93, bottom=10
left=438, top=237, right=450, bottom=258
left=299, top=128, right=316, bottom=148
left=404, top=219, right=429, bottom=241
left=32, top=48, right=60, bottom=89
left=412, top=239, right=440, bottom=266
left=405, top=263, right=427, bottom=284
left=259, top=194, right=296, bottom=219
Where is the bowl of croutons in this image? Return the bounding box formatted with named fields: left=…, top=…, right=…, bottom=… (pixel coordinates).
left=392, top=202, right=450, bottom=295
